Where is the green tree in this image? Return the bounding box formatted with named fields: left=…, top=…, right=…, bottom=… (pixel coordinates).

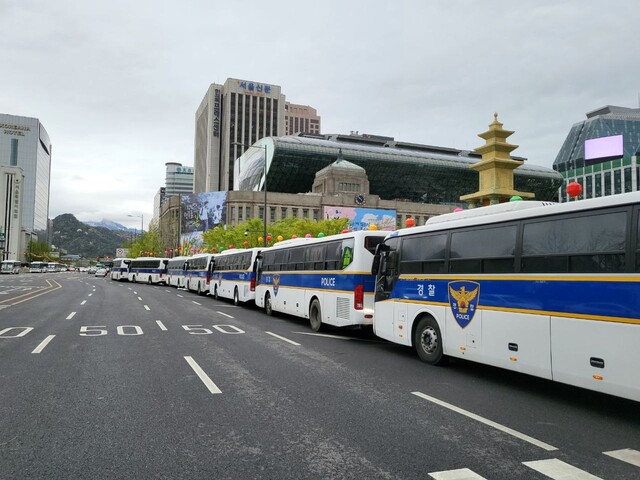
left=201, top=217, right=349, bottom=252
left=127, top=219, right=165, bottom=257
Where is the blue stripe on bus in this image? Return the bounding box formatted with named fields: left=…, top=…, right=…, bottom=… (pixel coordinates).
left=390, top=277, right=640, bottom=320
left=260, top=272, right=376, bottom=292
left=213, top=271, right=255, bottom=282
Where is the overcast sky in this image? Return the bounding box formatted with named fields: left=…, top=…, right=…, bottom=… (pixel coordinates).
left=2, top=0, right=639, bottom=230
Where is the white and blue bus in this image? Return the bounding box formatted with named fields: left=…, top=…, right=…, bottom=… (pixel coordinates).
left=371, top=192, right=640, bottom=402
left=210, top=247, right=262, bottom=305
left=126, top=257, right=169, bottom=285
left=1, top=260, right=21, bottom=274
left=29, top=261, right=46, bottom=273
left=184, top=254, right=215, bottom=295
left=255, top=231, right=387, bottom=331
left=109, top=258, right=129, bottom=281
left=166, top=256, right=188, bottom=288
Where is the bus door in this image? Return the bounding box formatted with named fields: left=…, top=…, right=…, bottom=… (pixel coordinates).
left=372, top=237, right=399, bottom=341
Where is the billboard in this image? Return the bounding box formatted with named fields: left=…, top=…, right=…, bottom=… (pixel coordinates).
left=180, top=192, right=227, bottom=247
left=324, top=206, right=396, bottom=231
left=585, top=135, right=623, bottom=163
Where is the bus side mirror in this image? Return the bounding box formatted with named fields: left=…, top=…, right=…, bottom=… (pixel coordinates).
left=371, top=255, right=381, bottom=275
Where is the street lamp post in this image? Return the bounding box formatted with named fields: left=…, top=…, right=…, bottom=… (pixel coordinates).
left=233, top=142, right=268, bottom=247
left=128, top=214, right=144, bottom=238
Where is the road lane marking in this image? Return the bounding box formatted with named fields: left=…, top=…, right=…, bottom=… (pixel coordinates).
left=192, top=301, right=202, bottom=305
left=88, top=293, right=93, bottom=297
left=294, top=331, right=351, bottom=340
left=603, top=449, right=640, bottom=467
left=411, top=391, right=558, bottom=451
left=216, top=311, right=234, bottom=319
left=0, top=279, right=62, bottom=305
left=177, top=294, right=183, bottom=298
left=66, top=312, right=77, bottom=320
left=266, top=331, right=301, bottom=346
left=522, top=459, right=601, bottom=479
left=32, top=335, right=56, bottom=354
left=429, top=468, right=486, bottom=479
left=138, top=297, right=142, bottom=301
left=80, top=300, right=87, bottom=305
left=144, top=305, right=150, bottom=311
left=156, top=321, right=168, bottom=331
left=184, top=356, right=221, bottom=394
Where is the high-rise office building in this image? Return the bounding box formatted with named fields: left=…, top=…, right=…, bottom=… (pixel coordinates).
left=165, top=162, right=194, bottom=195
left=0, top=113, right=51, bottom=233
left=194, top=78, right=286, bottom=193
left=285, top=103, right=321, bottom=135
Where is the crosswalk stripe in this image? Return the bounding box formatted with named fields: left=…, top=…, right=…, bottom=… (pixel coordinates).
left=523, top=459, right=602, bottom=479
left=603, top=448, right=640, bottom=467
left=429, top=468, right=486, bottom=480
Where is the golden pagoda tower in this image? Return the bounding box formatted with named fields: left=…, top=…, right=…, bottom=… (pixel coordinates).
left=460, top=113, right=535, bottom=207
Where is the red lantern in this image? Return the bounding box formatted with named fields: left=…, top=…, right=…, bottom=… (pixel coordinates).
left=405, top=217, right=415, bottom=228
left=566, top=181, right=582, bottom=198
left=243, top=241, right=249, bottom=247
left=342, top=229, right=349, bottom=234
left=229, top=244, right=235, bottom=249
left=266, top=235, right=272, bottom=242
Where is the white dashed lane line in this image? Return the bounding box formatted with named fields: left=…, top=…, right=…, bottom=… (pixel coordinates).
left=66, top=312, right=76, bottom=320
left=216, top=311, right=234, bottom=319
left=184, top=356, right=222, bottom=394
left=265, top=331, right=300, bottom=346
left=32, top=335, right=56, bottom=354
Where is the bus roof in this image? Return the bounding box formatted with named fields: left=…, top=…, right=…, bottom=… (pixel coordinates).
left=390, top=191, right=640, bottom=237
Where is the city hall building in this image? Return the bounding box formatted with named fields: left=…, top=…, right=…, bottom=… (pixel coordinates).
left=234, top=132, right=562, bottom=204
left=553, top=105, right=640, bottom=202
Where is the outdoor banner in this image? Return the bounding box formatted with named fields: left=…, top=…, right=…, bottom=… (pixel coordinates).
left=180, top=191, right=228, bottom=247
left=323, top=206, right=396, bottom=231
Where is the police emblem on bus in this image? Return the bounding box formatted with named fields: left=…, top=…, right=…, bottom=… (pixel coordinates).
left=448, top=281, right=480, bottom=329
left=272, top=274, right=280, bottom=296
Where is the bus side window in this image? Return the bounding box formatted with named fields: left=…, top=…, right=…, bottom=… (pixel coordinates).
left=341, top=239, right=355, bottom=269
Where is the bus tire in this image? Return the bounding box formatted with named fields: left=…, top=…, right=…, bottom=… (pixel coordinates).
left=309, top=299, right=322, bottom=332
left=265, top=293, right=273, bottom=316
left=233, top=288, right=239, bottom=306
left=414, top=316, right=446, bottom=365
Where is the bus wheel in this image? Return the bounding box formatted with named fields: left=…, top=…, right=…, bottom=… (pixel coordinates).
left=233, top=288, right=239, bottom=306
left=309, top=299, right=322, bottom=332
left=414, top=316, right=445, bottom=365
left=265, top=293, right=273, bottom=316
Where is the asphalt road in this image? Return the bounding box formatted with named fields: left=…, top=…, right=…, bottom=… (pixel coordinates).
left=0, top=272, right=638, bottom=479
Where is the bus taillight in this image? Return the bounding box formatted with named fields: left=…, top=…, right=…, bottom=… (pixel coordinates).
left=250, top=276, right=256, bottom=292
left=354, top=284, right=364, bottom=310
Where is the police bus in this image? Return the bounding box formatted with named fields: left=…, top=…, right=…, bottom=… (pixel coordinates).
left=210, top=247, right=262, bottom=305
left=255, top=230, right=386, bottom=331
left=29, top=261, right=47, bottom=273
left=371, top=192, right=640, bottom=402
left=0, top=260, right=21, bottom=274
left=184, top=254, right=215, bottom=295
left=109, top=258, right=129, bottom=281
left=126, top=257, right=169, bottom=284
left=166, top=256, right=188, bottom=288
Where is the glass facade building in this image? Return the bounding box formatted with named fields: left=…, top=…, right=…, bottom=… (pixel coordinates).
left=235, top=133, right=562, bottom=204
left=553, top=106, right=640, bottom=202
left=0, top=113, right=51, bottom=232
